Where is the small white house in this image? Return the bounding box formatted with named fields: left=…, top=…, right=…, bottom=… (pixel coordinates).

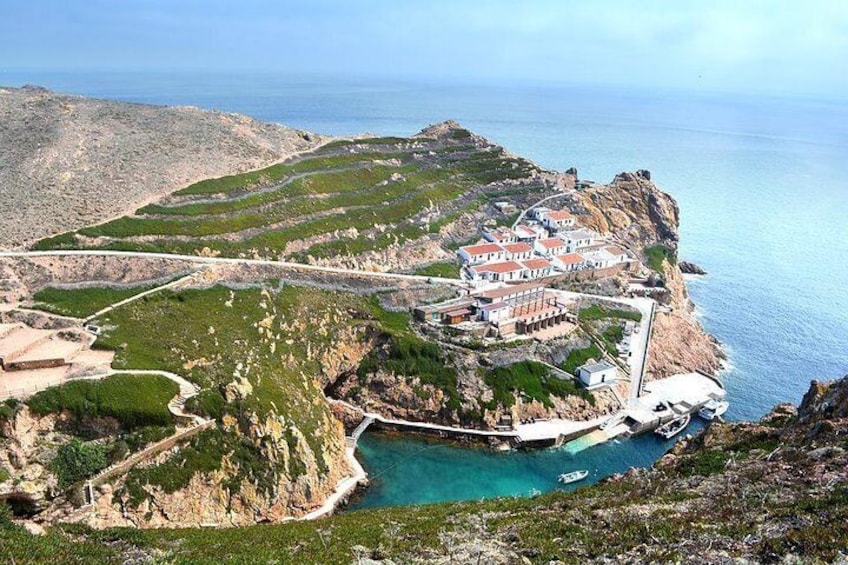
left=541, top=210, right=576, bottom=232
left=603, top=245, right=629, bottom=264
left=482, top=226, right=519, bottom=244
left=479, top=301, right=512, bottom=323
left=458, top=242, right=505, bottom=265
left=577, top=360, right=618, bottom=387
left=468, top=260, right=527, bottom=282
left=581, top=248, right=617, bottom=269
left=521, top=258, right=553, bottom=279
left=514, top=224, right=546, bottom=242
left=552, top=253, right=586, bottom=272
left=534, top=237, right=567, bottom=257
left=501, top=242, right=534, bottom=261
left=531, top=207, right=552, bottom=221
left=559, top=228, right=596, bottom=252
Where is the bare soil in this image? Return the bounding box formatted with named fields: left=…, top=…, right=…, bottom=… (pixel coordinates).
left=0, top=85, right=324, bottom=249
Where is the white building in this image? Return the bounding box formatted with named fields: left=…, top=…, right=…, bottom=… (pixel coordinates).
left=581, top=248, right=618, bottom=269
left=558, top=228, right=597, bottom=252
left=482, top=226, right=519, bottom=244
left=457, top=242, right=505, bottom=265
left=534, top=237, right=567, bottom=257
left=479, top=301, right=512, bottom=323
left=541, top=210, right=576, bottom=232
left=577, top=360, right=618, bottom=387
left=531, top=207, right=551, bottom=221
left=521, top=258, right=553, bottom=279
left=552, top=253, right=587, bottom=272
left=501, top=242, right=534, bottom=261
left=514, top=224, right=545, bottom=242
left=468, top=260, right=527, bottom=282
left=603, top=245, right=629, bottom=264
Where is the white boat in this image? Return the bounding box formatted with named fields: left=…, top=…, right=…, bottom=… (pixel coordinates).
left=654, top=413, right=691, bottom=439
left=698, top=399, right=729, bottom=421
left=557, top=470, right=589, bottom=484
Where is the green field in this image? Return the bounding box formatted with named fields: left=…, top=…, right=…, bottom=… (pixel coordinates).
left=27, top=373, right=179, bottom=429
left=32, top=284, right=164, bottom=318
left=34, top=134, right=541, bottom=262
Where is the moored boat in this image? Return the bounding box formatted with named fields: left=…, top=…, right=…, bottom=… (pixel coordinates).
left=654, top=413, right=691, bottom=439
left=698, top=399, right=729, bottom=421
left=557, top=469, right=589, bottom=484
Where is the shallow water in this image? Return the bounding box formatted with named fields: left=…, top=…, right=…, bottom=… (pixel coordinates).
left=4, top=71, right=846, bottom=508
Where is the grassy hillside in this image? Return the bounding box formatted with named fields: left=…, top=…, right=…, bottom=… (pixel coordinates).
left=3, top=375, right=847, bottom=563
left=34, top=131, right=543, bottom=262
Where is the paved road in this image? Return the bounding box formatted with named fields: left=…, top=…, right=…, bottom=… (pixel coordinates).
left=511, top=190, right=574, bottom=229
left=0, top=249, right=467, bottom=287
left=2, top=249, right=656, bottom=405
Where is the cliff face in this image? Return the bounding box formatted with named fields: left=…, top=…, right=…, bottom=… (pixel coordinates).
left=577, top=170, right=680, bottom=254
left=0, top=86, right=324, bottom=249
left=576, top=171, right=723, bottom=379
left=5, top=377, right=847, bottom=564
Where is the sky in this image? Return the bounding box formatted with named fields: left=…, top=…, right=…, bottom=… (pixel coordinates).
left=2, top=0, right=847, bottom=96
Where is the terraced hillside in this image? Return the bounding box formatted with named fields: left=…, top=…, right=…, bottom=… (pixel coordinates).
left=35, top=122, right=552, bottom=270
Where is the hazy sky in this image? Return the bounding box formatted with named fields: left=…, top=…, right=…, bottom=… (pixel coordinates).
left=2, top=1, right=847, bottom=95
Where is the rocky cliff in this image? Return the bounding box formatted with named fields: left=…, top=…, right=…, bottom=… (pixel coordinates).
left=575, top=170, right=723, bottom=379
left=4, top=376, right=847, bottom=563
left=0, top=86, right=324, bottom=249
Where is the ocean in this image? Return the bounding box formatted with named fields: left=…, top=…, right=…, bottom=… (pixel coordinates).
left=4, top=71, right=847, bottom=508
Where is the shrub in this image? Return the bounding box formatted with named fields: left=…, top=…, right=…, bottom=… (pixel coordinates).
left=561, top=343, right=603, bottom=375
left=484, top=361, right=594, bottom=408
left=51, top=439, right=108, bottom=489
left=644, top=244, right=676, bottom=272
left=579, top=304, right=642, bottom=323
left=28, top=374, right=178, bottom=430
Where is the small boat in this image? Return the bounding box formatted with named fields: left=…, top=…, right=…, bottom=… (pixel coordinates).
left=557, top=470, right=589, bottom=484
left=654, top=413, right=690, bottom=439
left=698, top=399, right=729, bottom=421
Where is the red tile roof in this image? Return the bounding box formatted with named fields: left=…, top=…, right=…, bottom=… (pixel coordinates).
left=555, top=253, right=585, bottom=264
left=522, top=258, right=552, bottom=270
left=537, top=238, right=565, bottom=249
left=502, top=242, right=532, bottom=254
left=472, top=261, right=525, bottom=274
left=460, top=243, right=503, bottom=256
left=546, top=210, right=573, bottom=221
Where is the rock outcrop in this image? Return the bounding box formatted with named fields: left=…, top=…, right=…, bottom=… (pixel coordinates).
left=574, top=172, right=723, bottom=379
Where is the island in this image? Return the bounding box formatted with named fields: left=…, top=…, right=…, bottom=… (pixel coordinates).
left=1, top=87, right=843, bottom=564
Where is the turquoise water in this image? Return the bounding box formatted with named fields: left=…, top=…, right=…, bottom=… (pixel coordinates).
left=3, top=72, right=847, bottom=507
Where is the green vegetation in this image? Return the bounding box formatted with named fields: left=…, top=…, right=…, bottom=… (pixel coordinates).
left=413, top=261, right=460, bottom=278
left=122, top=427, right=282, bottom=505
left=578, top=304, right=642, bottom=323
left=357, top=297, right=461, bottom=410
left=644, top=244, right=676, bottom=272
left=561, top=343, right=603, bottom=375
left=483, top=361, right=595, bottom=408
left=599, top=324, right=624, bottom=355
left=28, top=374, right=178, bottom=430
left=51, top=439, right=108, bottom=489
left=34, top=134, right=542, bottom=263
left=358, top=334, right=461, bottom=411
left=31, top=283, right=164, bottom=318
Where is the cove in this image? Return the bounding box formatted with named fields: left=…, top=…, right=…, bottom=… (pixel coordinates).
left=349, top=422, right=706, bottom=510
